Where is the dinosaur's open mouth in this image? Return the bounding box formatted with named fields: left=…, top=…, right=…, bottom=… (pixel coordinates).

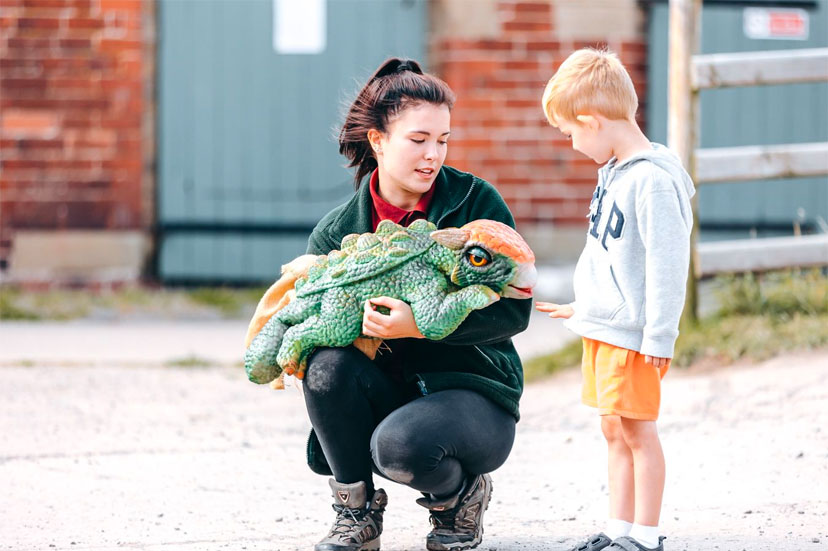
left=503, top=263, right=537, bottom=299
left=504, top=285, right=533, bottom=299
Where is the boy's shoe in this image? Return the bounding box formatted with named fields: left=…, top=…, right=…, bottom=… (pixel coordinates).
left=315, top=479, right=387, bottom=551
left=416, top=473, right=492, bottom=551
left=567, top=532, right=613, bottom=551
left=608, top=536, right=666, bottom=551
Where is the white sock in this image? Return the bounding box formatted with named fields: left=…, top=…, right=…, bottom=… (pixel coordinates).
left=628, top=523, right=660, bottom=549
left=605, top=518, right=632, bottom=540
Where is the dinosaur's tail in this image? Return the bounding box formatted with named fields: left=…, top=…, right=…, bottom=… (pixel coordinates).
left=244, top=316, right=289, bottom=384
left=243, top=254, right=321, bottom=387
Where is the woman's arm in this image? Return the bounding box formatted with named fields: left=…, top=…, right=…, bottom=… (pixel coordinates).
left=438, top=298, right=532, bottom=345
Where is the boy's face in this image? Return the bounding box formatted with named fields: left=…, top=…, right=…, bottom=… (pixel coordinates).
left=553, top=115, right=613, bottom=164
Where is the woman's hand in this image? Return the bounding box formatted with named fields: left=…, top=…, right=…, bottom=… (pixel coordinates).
left=362, top=297, right=425, bottom=340
left=535, top=302, right=574, bottom=319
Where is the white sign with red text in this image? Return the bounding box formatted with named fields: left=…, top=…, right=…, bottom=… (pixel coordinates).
left=744, top=8, right=810, bottom=41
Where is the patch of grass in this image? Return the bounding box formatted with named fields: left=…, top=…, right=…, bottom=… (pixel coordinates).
left=2, top=287, right=122, bottom=320
left=0, top=288, right=40, bottom=320
left=165, top=355, right=215, bottom=368
left=716, top=269, right=827, bottom=317
left=188, top=286, right=268, bottom=316
left=0, top=284, right=269, bottom=321
left=525, top=269, right=828, bottom=382
left=188, top=287, right=244, bottom=316
left=673, top=313, right=828, bottom=368
left=523, top=338, right=583, bottom=382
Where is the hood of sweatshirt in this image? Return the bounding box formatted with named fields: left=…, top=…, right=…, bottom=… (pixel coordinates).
left=603, top=143, right=696, bottom=199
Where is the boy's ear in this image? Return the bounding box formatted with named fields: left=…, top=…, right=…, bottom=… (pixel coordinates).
left=576, top=114, right=599, bottom=130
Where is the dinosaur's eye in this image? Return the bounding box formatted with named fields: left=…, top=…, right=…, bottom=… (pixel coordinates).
left=466, top=247, right=491, bottom=267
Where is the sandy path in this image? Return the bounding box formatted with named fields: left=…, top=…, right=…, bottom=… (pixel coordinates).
left=1, top=350, right=826, bottom=550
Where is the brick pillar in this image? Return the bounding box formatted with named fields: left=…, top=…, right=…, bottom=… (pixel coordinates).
left=429, top=0, right=648, bottom=261
left=0, top=0, right=154, bottom=282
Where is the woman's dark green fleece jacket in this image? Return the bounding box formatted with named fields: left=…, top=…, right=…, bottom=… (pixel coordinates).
left=305, top=165, right=532, bottom=421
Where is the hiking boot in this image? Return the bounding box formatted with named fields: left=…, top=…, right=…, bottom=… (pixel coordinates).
left=416, top=473, right=492, bottom=551
left=315, top=479, right=387, bottom=551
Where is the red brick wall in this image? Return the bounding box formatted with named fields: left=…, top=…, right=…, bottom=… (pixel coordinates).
left=430, top=0, right=648, bottom=227
left=0, top=0, right=152, bottom=270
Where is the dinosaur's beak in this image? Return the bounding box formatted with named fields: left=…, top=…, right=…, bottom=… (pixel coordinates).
left=503, top=262, right=537, bottom=299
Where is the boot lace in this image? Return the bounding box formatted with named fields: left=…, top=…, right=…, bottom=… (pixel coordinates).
left=330, top=504, right=366, bottom=536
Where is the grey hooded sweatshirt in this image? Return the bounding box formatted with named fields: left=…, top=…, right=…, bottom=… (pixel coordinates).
left=564, top=143, right=696, bottom=359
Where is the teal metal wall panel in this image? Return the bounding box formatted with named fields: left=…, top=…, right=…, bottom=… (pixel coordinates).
left=647, top=1, right=828, bottom=240
left=157, top=0, right=426, bottom=283
left=159, top=233, right=311, bottom=281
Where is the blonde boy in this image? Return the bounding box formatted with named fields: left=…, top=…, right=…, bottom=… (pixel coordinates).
left=537, top=49, right=695, bottom=551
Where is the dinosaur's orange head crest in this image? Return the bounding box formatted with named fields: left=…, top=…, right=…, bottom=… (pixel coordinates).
left=461, top=220, right=535, bottom=264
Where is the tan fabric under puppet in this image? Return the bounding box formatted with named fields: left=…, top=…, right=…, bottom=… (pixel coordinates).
left=244, top=254, right=383, bottom=390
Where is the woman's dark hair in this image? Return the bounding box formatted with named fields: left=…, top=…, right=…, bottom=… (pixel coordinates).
left=339, top=58, right=456, bottom=189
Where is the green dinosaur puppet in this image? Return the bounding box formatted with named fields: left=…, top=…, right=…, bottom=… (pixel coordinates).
left=244, top=218, right=537, bottom=384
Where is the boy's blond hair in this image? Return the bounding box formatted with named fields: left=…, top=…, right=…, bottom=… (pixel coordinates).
left=542, top=48, right=638, bottom=125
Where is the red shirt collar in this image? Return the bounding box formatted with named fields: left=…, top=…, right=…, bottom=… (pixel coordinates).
left=368, top=169, right=436, bottom=231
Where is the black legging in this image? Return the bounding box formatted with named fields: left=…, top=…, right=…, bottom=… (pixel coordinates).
left=302, top=346, right=516, bottom=497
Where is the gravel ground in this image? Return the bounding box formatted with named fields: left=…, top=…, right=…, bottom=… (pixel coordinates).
left=2, top=342, right=826, bottom=551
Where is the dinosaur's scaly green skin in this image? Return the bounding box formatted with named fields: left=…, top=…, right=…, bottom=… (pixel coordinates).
left=245, top=218, right=537, bottom=384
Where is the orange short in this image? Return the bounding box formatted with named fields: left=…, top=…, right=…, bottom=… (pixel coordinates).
left=580, top=337, right=670, bottom=421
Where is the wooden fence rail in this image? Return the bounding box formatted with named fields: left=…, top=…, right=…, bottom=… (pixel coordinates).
left=698, top=234, right=828, bottom=277
left=693, top=47, right=828, bottom=89
left=696, top=142, right=828, bottom=184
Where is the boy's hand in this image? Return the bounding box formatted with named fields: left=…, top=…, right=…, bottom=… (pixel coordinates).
left=645, top=355, right=669, bottom=368
left=535, top=302, right=574, bottom=319
left=362, top=297, right=425, bottom=340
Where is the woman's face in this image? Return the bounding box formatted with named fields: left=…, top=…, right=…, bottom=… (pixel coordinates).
left=372, top=102, right=450, bottom=203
